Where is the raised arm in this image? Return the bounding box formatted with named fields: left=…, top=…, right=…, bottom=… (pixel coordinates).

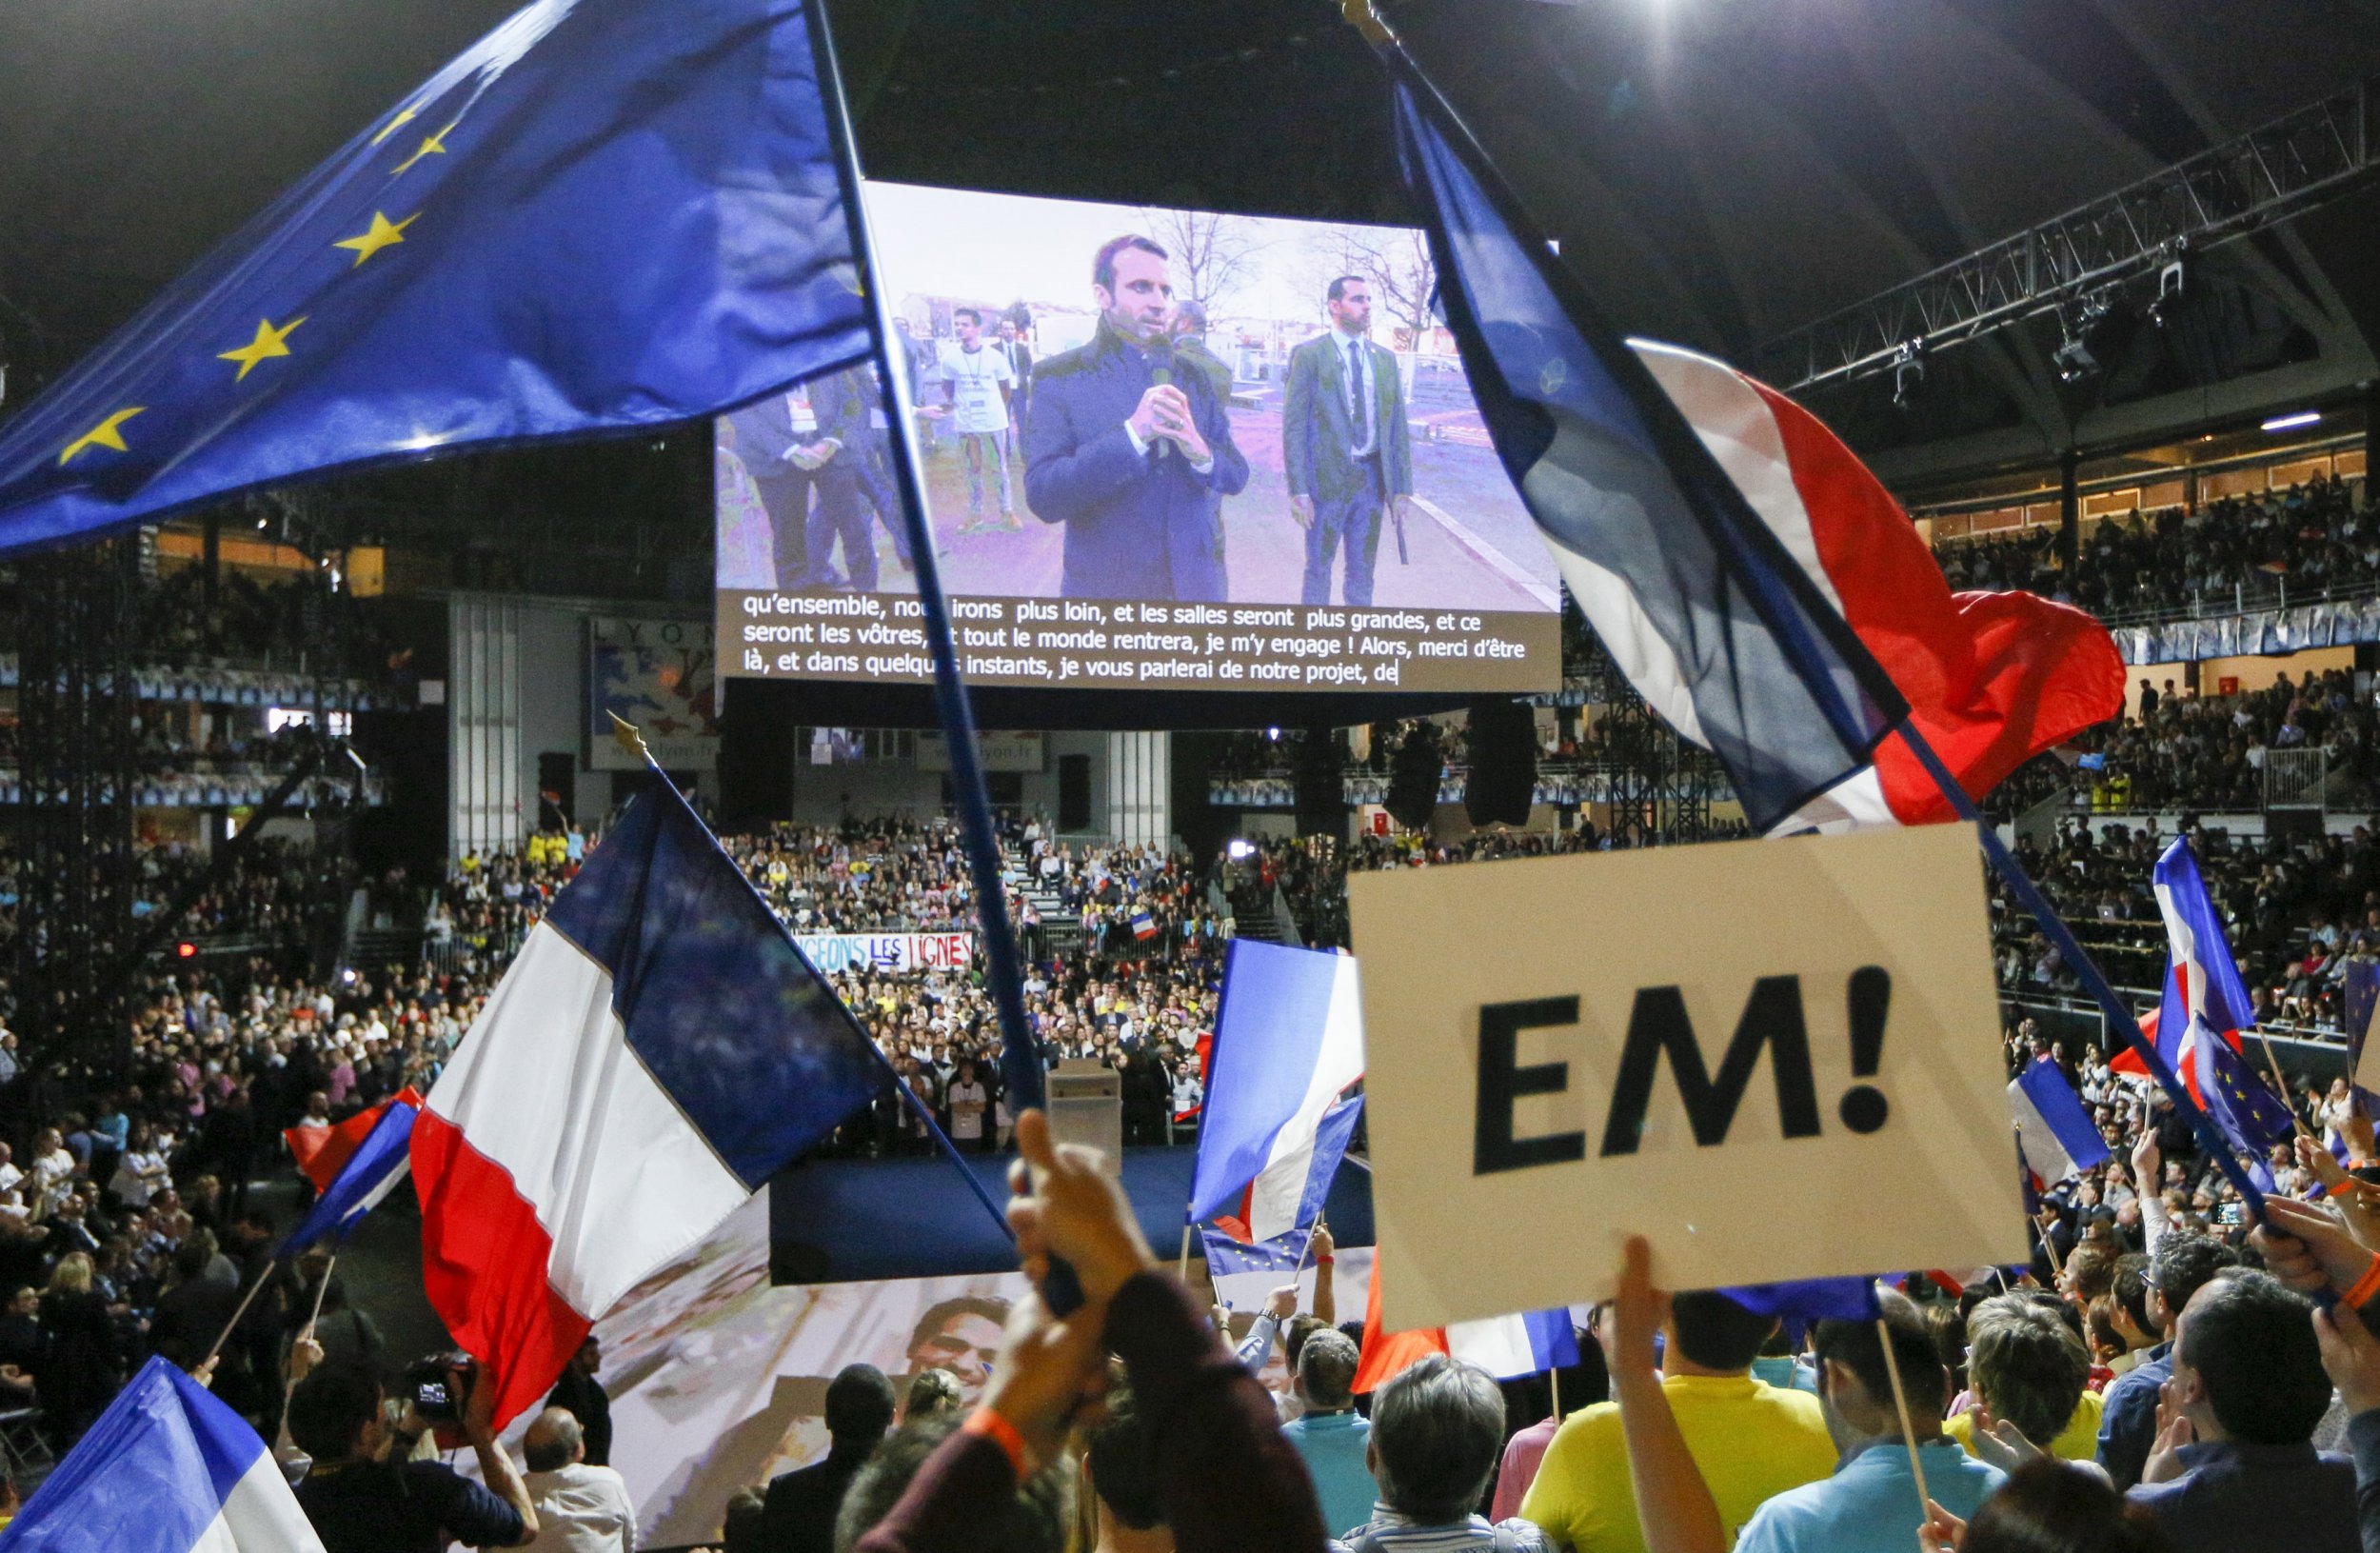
left=1605, top=1238, right=1727, bottom=1553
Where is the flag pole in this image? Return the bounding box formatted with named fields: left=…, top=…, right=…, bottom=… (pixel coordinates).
left=2252, top=1029, right=2313, bottom=1141
left=801, top=0, right=1044, bottom=1122
left=280, top=1254, right=337, bottom=1438
left=1875, top=1317, right=1932, bottom=1522
left=202, top=1262, right=276, bottom=1370
left=1549, top=1364, right=1562, bottom=1422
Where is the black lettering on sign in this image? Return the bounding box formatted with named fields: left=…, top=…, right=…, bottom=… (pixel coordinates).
left=1598, top=976, right=1822, bottom=1156
left=1473, top=996, right=1587, bottom=1176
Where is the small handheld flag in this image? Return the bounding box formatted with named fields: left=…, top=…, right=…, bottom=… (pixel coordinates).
left=281, top=1093, right=419, bottom=1257
left=4, top=1357, right=327, bottom=1552
left=284, top=1086, right=422, bottom=1195
left=1353, top=1247, right=1577, bottom=1390
left=2009, top=1059, right=2112, bottom=1186
left=1190, top=942, right=1366, bottom=1243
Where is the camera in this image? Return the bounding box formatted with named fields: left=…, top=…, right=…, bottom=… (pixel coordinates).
left=401, top=1351, right=476, bottom=1427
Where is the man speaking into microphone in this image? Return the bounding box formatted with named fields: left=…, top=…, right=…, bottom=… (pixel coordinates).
left=1025, top=234, right=1249, bottom=603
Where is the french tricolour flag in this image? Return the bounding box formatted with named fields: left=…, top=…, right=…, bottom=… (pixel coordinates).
left=1354, top=1247, right=1578, bottom=1390
left=2112, top=838, right=2252, bottom=1104
left=284, top=1085, right=422, bottom=1195
left=4, top=1356, right=324, bottom=1552
left=1393, top=76, right=2121, bottom=835
left=282, top=1091, right=418, bottom=1256
left=411, top=769, right=883, bottom=1428
left=2009, top=1057, right=2112, bottom=1187
left=1190, top=942, right=1366, bottom=1244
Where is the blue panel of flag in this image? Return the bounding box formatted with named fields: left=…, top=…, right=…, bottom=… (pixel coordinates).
left=545, top=771, right=883, bottom=1189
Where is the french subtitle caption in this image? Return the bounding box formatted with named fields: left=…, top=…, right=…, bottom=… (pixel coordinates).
left=723, top=591, right=1546, bottom=691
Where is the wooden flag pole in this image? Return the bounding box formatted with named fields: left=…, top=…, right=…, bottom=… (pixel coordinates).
left=1875, top=1316, right=1932, bottom=1522
left=1179, top=1222, right=1194, bottom=1284
left=2254, top=1031, right=2313, bottom=1141
left=279, top=1255, right=337, bottom=1438
left=201, top=1264, right=274, bottom=1369
left=1550, top=1364, right=1563, bottom=1422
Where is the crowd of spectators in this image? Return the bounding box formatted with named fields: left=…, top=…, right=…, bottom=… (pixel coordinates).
left=1994, top=813, right=2380, bottom=1034
left=1934, top=475, right=2377, bottom=622
left=265, top=1063, right=2380, bottom=1553
left=6, top=777, right=2380, bottom=1553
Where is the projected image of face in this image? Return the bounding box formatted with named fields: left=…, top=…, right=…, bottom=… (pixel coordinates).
left=1095, top=237, right=1175, bottom=345
left=902, top=1296, right=1007, bottom=1405
left=714, top=184, right=1563, bottom=696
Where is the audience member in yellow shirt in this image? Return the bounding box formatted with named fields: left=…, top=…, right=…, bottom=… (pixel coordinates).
left=1517, top=1291, right=1836, bottom=1552
left=1943, top=1292, right=2104, bottom=1463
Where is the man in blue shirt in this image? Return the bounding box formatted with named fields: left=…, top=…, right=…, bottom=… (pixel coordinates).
left=1282, top=1329, right=1377, bottom=1537
left=1735, top=1290, right=2003, bottom=1553
left=2126, top=1269, right=2357, bottom=1553
left=2098, top=1232, right=2239, bottom=1487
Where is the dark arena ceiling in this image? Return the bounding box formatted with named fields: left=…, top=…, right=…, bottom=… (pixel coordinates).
left=2, top=0, right=2377, bottom=572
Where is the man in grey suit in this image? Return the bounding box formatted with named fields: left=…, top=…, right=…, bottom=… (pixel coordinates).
left=1282, top=275, right=1414, bottom=607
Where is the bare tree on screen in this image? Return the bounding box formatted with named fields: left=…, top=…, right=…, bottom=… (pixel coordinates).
left=1141, top=209, right=1266, bottom=311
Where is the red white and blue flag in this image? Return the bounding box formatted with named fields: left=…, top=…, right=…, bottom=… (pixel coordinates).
left=1393, top=80, right=2122, bottom=834
left=410, top=768, right=882, bottom=1427
left=2112, top=838, right=2253, bottom=1103
left=2009, top=1056, right=2112, bottom=1188
left=1353, top=1248, right=1578, bottom=1390
left=284, top=1086, right=422, bottom=1195
left=282, top=1092, right=419, bottom=1256
left=1190, top=942, right=1366, bottom=1244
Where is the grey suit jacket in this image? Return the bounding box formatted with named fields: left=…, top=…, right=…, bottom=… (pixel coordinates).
left=1282, top=331, right=1413, bottom=504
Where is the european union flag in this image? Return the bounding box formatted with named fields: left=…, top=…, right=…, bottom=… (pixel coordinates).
left=0, top=0, right=870, bottom=554
left=2199, top=1034, right=2298, bottom=1189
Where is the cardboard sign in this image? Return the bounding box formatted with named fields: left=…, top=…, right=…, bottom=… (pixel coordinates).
left=1348, top=824, right=2024, bottom=1330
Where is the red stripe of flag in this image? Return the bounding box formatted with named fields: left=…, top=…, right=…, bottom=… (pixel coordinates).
left=409, top=1110, right=591, bottom=1428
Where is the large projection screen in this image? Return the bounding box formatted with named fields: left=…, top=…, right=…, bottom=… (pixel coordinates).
left=716, top=182, right=1560, bottom=696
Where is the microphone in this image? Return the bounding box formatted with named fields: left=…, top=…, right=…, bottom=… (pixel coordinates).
left=1145, top=341, right=1176, bottom=463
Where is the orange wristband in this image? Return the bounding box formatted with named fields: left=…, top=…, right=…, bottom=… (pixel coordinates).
left=2347, top=1255, right=2380, bottom=1310
left=962, top=1406, right=1028, bottom=1478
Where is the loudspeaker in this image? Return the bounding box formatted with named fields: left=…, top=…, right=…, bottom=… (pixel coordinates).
left=1058, top=753, right=1093, bottom=831
left=716, top=678, right=794, bottom=829
left=1384, top=724, right=1442, bottom=831
left=1465, top=697, right=1537, bottom=827
left=1295, top=726, right=1343, bottom=834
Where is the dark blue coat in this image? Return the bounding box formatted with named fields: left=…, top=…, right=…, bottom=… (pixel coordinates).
left=1023, top=322, right=1249, bottom=602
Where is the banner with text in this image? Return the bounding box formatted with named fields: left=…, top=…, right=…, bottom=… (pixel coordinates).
left=792, top=931, right=976, bottom=976
left=1348, top=825, right=2023, bottom=1330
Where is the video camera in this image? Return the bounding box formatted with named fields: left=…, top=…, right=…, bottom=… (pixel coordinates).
left=400, top=1351, right=477, bottom=1427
